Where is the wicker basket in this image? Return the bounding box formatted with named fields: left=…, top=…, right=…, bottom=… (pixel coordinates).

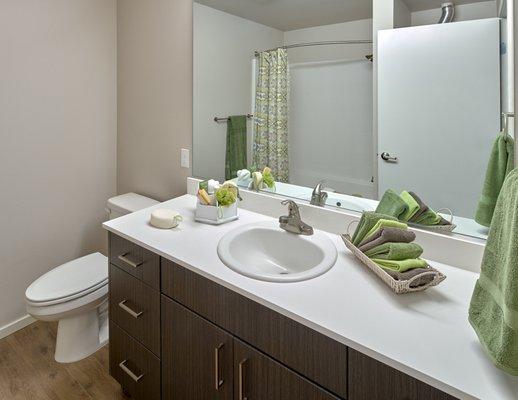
left=340, top=234, right=446, bottom=294
left=409, top=208, right=457, bottom=233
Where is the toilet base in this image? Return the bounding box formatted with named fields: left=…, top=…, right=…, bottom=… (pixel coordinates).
left=54, top=301, right=109, bottom=363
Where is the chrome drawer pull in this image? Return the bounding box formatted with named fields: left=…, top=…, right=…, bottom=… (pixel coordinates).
left=117, top=253, right=143, bottom=268
left=118, top=300, right=143, bottom=319
left=119, top=360, right=144, bottom=382
left=214, top=343, right=224, bottom=390
left=238, top=358, right=248, bottom=400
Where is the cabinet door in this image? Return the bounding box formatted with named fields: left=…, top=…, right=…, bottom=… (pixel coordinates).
left=348, top=349, right=457, bottom=400
left=234, top=339, right=340, bottom=400
left=162, top=295, right=233, bottom=400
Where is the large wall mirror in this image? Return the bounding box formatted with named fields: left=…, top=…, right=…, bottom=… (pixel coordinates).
left=193, top=0, right=514, bottom=241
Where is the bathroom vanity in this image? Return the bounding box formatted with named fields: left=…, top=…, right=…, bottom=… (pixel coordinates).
left=108, top=232, right=454, bottom=400
left=103, top=195, right=518, bottom=400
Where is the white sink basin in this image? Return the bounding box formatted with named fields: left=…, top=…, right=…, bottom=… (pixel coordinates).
left=217, top=221, right=337, bottom=282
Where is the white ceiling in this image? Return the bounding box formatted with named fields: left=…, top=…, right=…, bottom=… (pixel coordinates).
left=194, top=0, right=373, bottom=31
left=403, top=0, right=493, bottom=12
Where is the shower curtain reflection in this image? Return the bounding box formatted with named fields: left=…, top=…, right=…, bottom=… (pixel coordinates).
left=253, top=48, right=290, bottom=182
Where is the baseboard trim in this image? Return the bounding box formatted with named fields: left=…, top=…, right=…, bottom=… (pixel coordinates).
left=0, top=315, right=36, bottom=340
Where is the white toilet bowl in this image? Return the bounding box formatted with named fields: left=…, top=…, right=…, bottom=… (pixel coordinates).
left=25, top=252, right=109, bottom=363
left=25, top=192, right=159, bottom=363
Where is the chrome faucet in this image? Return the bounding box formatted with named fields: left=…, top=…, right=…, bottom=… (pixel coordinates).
left=279, top=200, right=314, bottom=236
left=310, top=180, right=328, bottom=207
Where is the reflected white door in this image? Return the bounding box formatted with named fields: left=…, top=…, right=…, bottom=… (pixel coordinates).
left=378, top=19, right=501, bottom=219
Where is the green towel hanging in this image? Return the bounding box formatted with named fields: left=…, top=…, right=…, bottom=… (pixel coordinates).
left=469, top=168, right=518, bottom=375
left=225, top=116, right=248, bottom=181
left=475, top=132, right=515, bottom=227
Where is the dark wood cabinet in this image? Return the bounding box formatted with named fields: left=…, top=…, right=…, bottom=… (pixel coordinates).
left=162, top=296, right=234, bottom=400
left=348, top=349, right=457, bottom=400
left=107, top=232, right=457, bottom=400
left=161, top=258, right=348, bottom=399
left=234, top=339, right=340, bottom=400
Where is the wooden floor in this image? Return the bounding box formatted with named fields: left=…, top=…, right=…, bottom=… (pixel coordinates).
left=0, top=321, right=127, bottom=400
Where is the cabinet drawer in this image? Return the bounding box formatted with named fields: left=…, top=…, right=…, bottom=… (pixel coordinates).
left=109, top=322, right=160, bottom=400
left=161, top=259, right=348, bottom=399
left=109, top=264, right=160, bottom=355
left=109, top=232, right=160, bottom=289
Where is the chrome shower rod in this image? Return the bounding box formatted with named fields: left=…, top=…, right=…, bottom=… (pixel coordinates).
left=254, top=40, right=373, bottom=57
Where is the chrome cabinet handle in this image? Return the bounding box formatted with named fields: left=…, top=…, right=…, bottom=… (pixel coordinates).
left=119, top=360, right=144, bottom=382
left=238, top=358, right=248, bottom=400
left=381, top=152, right=398, bottom=163
left=117, top=253, right=143, bottom=268
left=118, top=300, right=143, bottom=319
left=214, top=343, right=224, bottom=390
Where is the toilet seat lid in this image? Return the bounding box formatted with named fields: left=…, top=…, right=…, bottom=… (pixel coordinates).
left=26, top=253, right=108, bottom=303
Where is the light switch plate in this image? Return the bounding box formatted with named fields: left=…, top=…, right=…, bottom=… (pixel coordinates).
left=181, top=148, right=190, bottom=169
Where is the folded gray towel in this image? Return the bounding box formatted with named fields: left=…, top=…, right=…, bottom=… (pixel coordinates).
left=409, top=191, right=429, bottom=221
left=385, top=267, right=435, bottom=288
left=358, top=227, right=416, bottom=252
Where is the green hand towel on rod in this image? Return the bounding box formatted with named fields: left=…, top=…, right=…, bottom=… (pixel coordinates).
left=474, top=132, right=515, bottom=227
left=469, top=168, right=518, bottom=375
left=375, top=189, right=408, bottom=219
left=225, top=116, right=248, bottom=181
left=372, top=258, right=428, bottom=273
left=364, top=242, right=423, bottom=261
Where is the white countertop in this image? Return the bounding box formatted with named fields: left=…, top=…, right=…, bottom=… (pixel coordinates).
left=103, top=195, right=518, bottom=400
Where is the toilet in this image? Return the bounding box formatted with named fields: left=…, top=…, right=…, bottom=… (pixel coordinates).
left=25, top=193, right=159, bottom=363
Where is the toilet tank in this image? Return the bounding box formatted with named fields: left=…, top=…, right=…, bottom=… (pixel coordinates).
left=106, top=193, right=159, bottom=220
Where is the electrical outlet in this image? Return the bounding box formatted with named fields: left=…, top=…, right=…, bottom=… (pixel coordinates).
left=181, top=148, right=190, bottom=169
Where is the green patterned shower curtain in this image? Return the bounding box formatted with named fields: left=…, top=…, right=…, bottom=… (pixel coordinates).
left=253, top=48, right=290, bottom=183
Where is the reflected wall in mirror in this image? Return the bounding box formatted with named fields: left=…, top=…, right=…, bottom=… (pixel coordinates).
left=193, top=0, right=514, bottom=241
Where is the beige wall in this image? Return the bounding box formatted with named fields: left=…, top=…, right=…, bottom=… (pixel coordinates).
left=0, top=0, right=117, bottom=330
left=117, top=0, right=193, bottom=201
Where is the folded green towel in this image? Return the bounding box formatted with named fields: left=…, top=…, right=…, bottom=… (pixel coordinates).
left=469, top=168, right=518, bottom=375
left=399, top=191, right=420, bottom=221
left=413, top=209, right=442, bottom=226
left=364, top=242, right=423, bottom=261
left=375, top=189, right=408, bottom=219
left=475, top=133, right=515, bottom=227
left=225, top=116, right=248, bottom=181
left=408, top=191, right=429, bottom=221
left=358, top=227, right=416, bottom=252
left=363, top=219, right=407, bottom=243
left=351, top=212, right=398, bottom=246
left=372, top=258, right=428, bottom=273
